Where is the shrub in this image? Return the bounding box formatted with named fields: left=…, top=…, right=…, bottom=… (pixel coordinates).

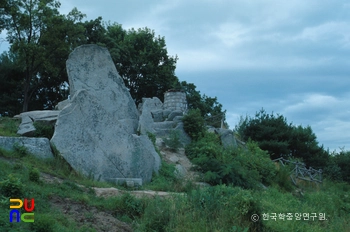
left=186, top=185, right=261, bottom=230
left=147, top=132, right=156, bottom=146
left=29, top=167, right=40, bottom=183
left=119, top=193, right=145, bottom=219
left=164, top=130, right=182, bottom=152
left=13, top=143, right=29, bottom=157
left=0, top=174, right=24, bottom=198
left=186, top=133, right=276, bottom=189
left=33, top=121, right=54, bottom=139
left=182, top=109, right=206, bottom=140
left=138, top=197, right=171, bottom=232
left=274, top=164, right=294, bottom=192
left=149, top=161, right=182, bottom=192
left=334, top=151, right=350, bottom=183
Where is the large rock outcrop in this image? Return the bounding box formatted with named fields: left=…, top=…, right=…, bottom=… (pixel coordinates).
left=51, top=44, right=160, bottom=183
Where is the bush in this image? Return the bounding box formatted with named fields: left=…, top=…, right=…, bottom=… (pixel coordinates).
left=182, top=109, right=206, bottom=140
left=334, top=151, right=350, bottom=183
left=138, top=197, right=171, bottom=232
left=164, top=130, right=182, bottom=152
left=149, top=161, right=183, bottom=192
left=33, top=121, right=54, bottom=139
left=13, top=143, right=29, bottom=157
left=147, top=132, right=156, bottom=146
left=29, top=167, right=41, bottom=183
left=185, top=133, right=276, bottom=189
left=187, top=185, right=261, bottom=230
left=119, top=193, right=145, bottom=219
left=274, top=164, right=294, bottom=192
left=0, top=174, right=24, bottom=198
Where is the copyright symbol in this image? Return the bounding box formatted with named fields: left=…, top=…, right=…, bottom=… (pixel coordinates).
left=251, top=214, right=259, bottom=222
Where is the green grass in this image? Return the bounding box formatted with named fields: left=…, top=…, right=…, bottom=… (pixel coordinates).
left=0, top=117, right=20, bottom=137
left=0, top=147, right=349, bottom=231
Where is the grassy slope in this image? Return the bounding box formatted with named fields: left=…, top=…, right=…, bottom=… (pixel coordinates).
left=0, top=117, right=349, bottom=232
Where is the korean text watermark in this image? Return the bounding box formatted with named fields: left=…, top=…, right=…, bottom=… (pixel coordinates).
left=251, top=213, right=327, bottom=222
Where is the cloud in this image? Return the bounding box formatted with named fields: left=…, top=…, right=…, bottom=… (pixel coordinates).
left=283, top=93, right=338, bottom=115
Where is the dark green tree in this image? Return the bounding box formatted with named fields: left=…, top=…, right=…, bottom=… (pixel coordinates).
left=334, top=150, right=350, bottom=183
left=236, top=109, right=293, bottom=159
left=0, top=52, right=23, bottom=116
left=82, top=16, right=106, bottom=44
left=236, top=108, right=330, bottom=168
left=0, top=0, right=86, bottom=111
left=102, top=26, right=179, bottom=104
left=289, top=125, right=328, bottom=168
left=182, top=109, right=206, bottom=140
left=180, top=81, right=226, bottom=128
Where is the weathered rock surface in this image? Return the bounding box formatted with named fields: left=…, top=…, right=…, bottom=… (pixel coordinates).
left=0, top=136, right=54, bottom=159
left=51, top=44, right=160, bottom=183
left=17, top=110, right=60, bottom=136
left=166, top=110, right=183, bottom=121
left=138, top=97, right=191, bottom=146
left=207, top=127, right=238, bottom=148
left=138, top=97, right=163, bottom=135
left=217, top=128, right=238, bottom=148
left=54, top=99, right=70, bottom=110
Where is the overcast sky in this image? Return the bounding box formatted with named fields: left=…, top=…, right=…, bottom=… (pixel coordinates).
left=1, top=0, right=349, bottom=152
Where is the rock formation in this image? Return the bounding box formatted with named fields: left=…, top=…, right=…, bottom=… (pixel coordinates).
left=0, top=136, right=54, bottom=159
left=138, top=96, right=191, bottom=146
left=51, top=44, right=160, bottom=183
left=16, top=110, right=59, bottom=136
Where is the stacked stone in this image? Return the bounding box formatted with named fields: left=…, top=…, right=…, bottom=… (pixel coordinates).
left=163, top=91, right=187, bottom=111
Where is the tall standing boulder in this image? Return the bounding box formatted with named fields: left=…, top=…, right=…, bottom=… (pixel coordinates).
left=51, top=45, right=160, bottom=183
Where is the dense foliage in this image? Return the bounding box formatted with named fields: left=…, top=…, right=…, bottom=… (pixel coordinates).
left=180, top=81, right=226, bottom=128
left=0, top=0, right=85, bottom=112
left=182, top=109, right=206, bottom=140
left=186, top=132, right=276, bottom=188
left=236, top=109, right=328, bottom=167
left=0, top=1, right=226, bottom=122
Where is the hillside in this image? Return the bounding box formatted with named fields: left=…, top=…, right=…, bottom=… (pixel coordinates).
left=0, top=117, right=349, bottom=231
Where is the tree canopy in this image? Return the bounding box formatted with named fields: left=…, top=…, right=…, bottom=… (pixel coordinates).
left=180, top=81, right=226, bottom=128
left=82, top=20, right=180, bottom=104
left=0, top=0, right=85, bottom=112
left=0, top=1, right=225, bottom=120
left=236, top=108, right=328, bottom=168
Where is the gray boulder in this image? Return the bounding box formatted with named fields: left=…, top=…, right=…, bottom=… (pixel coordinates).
left=151, top=110, right=164, bottom=122
left=166, top=110, right=183, bottom=121
left=17, top=110, right=60, bottom=136
left=54, top=99, right=70, bottom=110
left=172, top=116, right=183, bottom=123
left=138, top=97, right=163, bottom=134
left=208, top=128, right=238, bottom=148
left=175, top=164, right=187, bottom=177
left=0, top=136, right=54, bottom=159
left=51, top=44, right=160, bottom=183
left=217, top=129, right=238, bottom=148
left=162, top=109, right=172, bottom=119
left=174, top=122, right=192, bottom=146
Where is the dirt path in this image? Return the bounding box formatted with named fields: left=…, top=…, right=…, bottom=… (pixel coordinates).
left=49, top=196, right=133, bottom=232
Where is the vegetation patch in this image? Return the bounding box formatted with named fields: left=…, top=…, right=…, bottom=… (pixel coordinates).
left=0, top=117, right=20, bottom=137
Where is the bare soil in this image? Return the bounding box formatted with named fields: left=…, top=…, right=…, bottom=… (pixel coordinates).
left=49, top=196, right=133, bottom=232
